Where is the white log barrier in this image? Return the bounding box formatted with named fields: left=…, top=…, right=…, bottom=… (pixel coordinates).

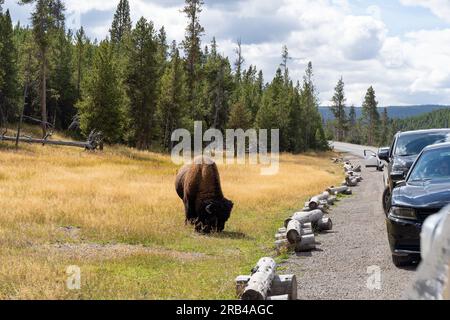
left=267, top=295, right=289, bottom=301
left=286, top=220, right=302, bottom=244
left=275, top=233, right=286, bottom=241
left=278, top=227, right=287, bottom=234
left=301, top=227, right=314, bottom=236
left=236, top=275, right=298, bottom=300
left=327, top=186, right=349, bottom=195
left=302, top=204, right=327, bottom=213
left=353, top=165, right=362, bottom=172
left=343, top=189, right=353, bottom=195
left=317, top=217, right=333, bottom=232
left=327, top=196, right=337, bottom=205
left=302, top=222, right=313, bottom=229
left=308, top=192, right=330, bottom=210
left=287, top=209, right=324, bottom=226
left=296, top=234, right=316, bottom=252
left=242, top=258, right=277, bottom=300
left=346, top=177, right=358, bottom=187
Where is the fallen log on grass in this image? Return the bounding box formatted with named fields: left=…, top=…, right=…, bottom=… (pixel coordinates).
left=242, top=258, right=277, bottom=300
left=0, top=130, right=104, bottom=151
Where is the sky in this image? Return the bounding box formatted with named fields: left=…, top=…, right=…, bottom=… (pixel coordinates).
left=4, top=0, right=450, bottom=107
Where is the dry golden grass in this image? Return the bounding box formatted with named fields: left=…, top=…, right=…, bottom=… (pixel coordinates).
left=0, top=130, right=342, bottom=300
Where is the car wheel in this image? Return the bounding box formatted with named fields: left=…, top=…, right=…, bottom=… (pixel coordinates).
left=382, top=188, right=391, bottom=215
left=392, top=255, right=415, bottom=268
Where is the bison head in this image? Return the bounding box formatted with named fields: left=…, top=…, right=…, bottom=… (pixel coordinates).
left=196, top=198, right=234, bottom=233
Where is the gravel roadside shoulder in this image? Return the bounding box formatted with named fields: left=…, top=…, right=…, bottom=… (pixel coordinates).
left=283, top=156, right=416, bottom=300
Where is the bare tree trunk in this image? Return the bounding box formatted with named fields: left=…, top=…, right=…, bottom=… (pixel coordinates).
left=40, top=48, right=47, bottom=137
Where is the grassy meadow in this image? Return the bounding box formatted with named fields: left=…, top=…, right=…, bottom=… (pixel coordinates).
left=0, top=128, right=342, bottom=299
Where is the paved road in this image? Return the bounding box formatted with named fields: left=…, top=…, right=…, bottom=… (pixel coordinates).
left=284, top=144, right=416, bottom=300
left=330, top=141, right=378, bottom=157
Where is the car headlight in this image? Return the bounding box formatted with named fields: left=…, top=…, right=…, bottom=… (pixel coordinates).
left=390, top=207, right=417, bottom=220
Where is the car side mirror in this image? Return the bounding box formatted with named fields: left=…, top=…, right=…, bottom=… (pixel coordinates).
left=391, top=171, right=406, bottom=182
left=378, top=148, right=390, bottom=163
left=394, top=180, right=406, bottom=188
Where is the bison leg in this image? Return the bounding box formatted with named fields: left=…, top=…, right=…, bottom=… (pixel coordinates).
left=184, top=198, right=198, bottom=225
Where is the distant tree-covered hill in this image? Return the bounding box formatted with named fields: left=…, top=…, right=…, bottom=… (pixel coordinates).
left=320, top=105, right=450, bottom=121
left=392, top=108, right=450, bottom=132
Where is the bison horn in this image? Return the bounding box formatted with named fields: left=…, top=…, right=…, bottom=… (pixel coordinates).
left=205, top=203, right=214, bottom=215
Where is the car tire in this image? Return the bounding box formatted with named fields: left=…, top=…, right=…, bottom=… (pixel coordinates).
left=382, top=188, right=391, bottom=215
left=392, top=255, right=414, bottom=268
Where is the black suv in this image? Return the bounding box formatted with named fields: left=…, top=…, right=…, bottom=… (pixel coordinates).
left=379, top=129, right=450, bottom=214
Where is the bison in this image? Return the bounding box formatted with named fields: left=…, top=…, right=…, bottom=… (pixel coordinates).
left=175, top=156, right=234, bottom=233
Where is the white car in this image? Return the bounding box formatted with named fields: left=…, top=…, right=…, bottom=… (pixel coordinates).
left=364, top=147, right=388, bottom=171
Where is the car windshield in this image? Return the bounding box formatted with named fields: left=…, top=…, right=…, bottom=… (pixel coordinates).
left=395, top=132, right=450, bottom=156
left=408, top=148, right=450, bottom=181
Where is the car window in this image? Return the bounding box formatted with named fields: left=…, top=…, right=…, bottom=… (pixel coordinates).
left=408, top=149, right=450, bottom=181
left=395, top=132, right=450, bottom=156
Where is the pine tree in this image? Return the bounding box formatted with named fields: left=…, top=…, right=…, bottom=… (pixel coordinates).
left=182, top=0, right=204, bottom=118
left=361, top=86, right=380, bottom=146
left=287, top=82, right=304, bottom=153
left=49, top=29, right=77, bottom=129
left=281, top=45, right=289, bottom=84
left=156, top=26, right=168, bottom=77
left=78, top=41, right=125, bottom=143
left=228, top=102, right=252, bottom=130
left=110, top=0, right=132, bottom=44
left=234, top=38, right=244, bottom=84
left=300, top=62, right=323, bottom=150
left=74, top=27, right=87, bottom=98
left=0, top=9, right=19, bottom=122
left=379, top=107, right=389, bottom=146
left=331, top=77, right=347, bottom=141
left=256, top=68, right=291, bottom=150
left=156, top=41, right=187, bottom=151
left=347, top=105, right=358, bottom=143
left=125, top=17, right=159, bottom=150
left=19, top=0, right=60, bottom=136
left=200, top=38, right=234, bottom=130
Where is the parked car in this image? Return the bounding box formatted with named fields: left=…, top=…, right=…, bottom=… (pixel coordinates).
left=388, top=142, right=450, bottom=267
left=365, top=147, right=389, bottom=171
left=379, top=129, right=450, bottom=214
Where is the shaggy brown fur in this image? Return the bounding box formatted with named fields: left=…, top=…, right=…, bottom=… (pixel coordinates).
left=175, top=156, right=233, bottom=233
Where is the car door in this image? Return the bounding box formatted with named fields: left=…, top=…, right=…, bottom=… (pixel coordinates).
left=364, top=150, right=380, bottom=168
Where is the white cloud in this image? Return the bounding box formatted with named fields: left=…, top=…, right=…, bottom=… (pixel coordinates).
left=6, top=0, right=450, bottom=106
left=400, top=0, right=450, bottom=23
